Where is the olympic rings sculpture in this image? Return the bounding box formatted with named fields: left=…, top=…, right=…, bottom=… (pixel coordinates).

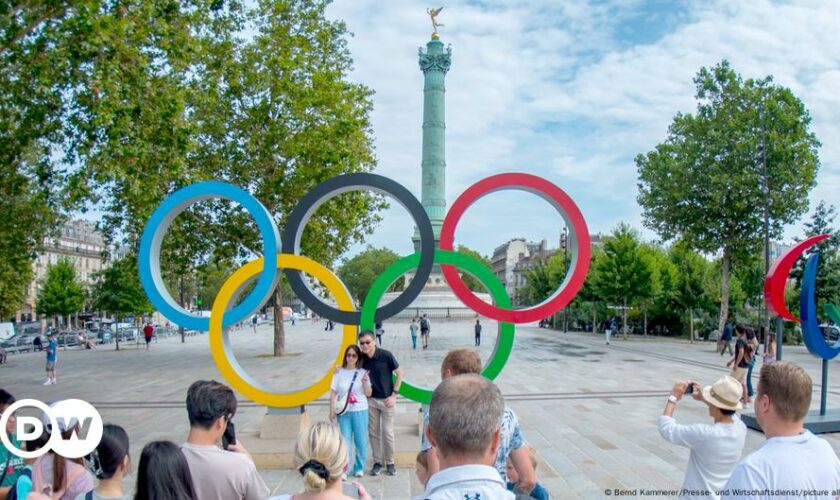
left=139, top=172, right=591, bottom=407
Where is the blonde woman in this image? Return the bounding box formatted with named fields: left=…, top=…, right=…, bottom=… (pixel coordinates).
left=270, top=422, right=371, bottom=500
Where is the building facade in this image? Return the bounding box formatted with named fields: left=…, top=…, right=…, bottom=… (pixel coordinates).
left=16, top=219, right=109, bottom=321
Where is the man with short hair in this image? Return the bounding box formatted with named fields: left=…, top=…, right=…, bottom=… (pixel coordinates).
left=420, top=313, right=430, bottom=349
left=421, top=348, right=536, bottom=494
left=359, top=330, right=404, bottom=476
left=43, top=332, right=57, bottom=385
left=719, top=314, right=733, bottom=356
left=474, top=319, right=482, bottom=347
left=658, top=376, right=746, bottom=500
left=143, top=322, right=154, bottom=350
left=422, top=374, right=515, bottom=499
left=722, top=362, right=840, bottom=499
left=181, top=380, right=269, bottom=500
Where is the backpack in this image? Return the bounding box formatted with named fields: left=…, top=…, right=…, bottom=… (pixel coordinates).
left=420, top=318, right=429, bottom=330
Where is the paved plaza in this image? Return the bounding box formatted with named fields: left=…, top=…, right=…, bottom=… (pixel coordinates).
left=2, top=319, right=840, bottom=499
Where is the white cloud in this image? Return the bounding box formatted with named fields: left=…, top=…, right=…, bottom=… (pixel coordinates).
left=330, top=0, right=840, bottom=258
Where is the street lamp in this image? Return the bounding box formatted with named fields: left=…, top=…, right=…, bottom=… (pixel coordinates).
left=562, top=226, right=568, bottom=333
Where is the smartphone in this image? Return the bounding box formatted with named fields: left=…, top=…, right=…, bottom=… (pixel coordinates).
left=685, top=384, right=695, bottom=394
left=341, top=481, right=358, bottom=497
left=222, top=420, right=236, bottom=450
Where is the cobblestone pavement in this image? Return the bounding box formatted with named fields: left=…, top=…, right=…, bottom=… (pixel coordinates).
left=2, top=319, right=839, bottom=499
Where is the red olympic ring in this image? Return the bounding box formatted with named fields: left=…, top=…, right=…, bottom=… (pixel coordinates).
left=439, top=172, right=591, bottom=323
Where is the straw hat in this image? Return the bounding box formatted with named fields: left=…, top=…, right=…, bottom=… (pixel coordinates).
left=701, top=376, right=743, bottom=411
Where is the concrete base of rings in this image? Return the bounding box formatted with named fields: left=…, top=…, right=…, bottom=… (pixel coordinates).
left=240, top=405, right=425, bottom=469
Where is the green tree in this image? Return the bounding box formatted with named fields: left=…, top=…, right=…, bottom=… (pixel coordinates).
left=592, top=223, right=654, bottom=336
left=36, top=259, right=86, bottom=332
left=790, top=201, right=840, bottom=315
left=454, top=245, right=493, bottom=292
left=637, top=60, right=820, bottom=336
left=670, top=242, right=711, bottom=340
left=92, top=256, right=152, bottom=350
left=520, top=253, right=567, bottom=307
left=337, top=247, right=404, bottom=306
left=3, top=2, right=383, bottom=355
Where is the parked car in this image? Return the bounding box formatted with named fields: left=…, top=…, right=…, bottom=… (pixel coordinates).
left=97, top=331, right=113, bottom=344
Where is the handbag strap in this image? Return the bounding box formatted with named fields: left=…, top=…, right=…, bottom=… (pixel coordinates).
left=339, top=371, right=359, bottom=414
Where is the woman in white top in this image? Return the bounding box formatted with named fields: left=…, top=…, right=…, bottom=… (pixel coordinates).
left=270, top=422, right=371, bottom=500
left=329, top=345, right=371, bottom=478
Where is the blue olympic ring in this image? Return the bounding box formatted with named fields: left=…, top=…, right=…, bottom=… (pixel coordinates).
left=800, top=252, right=840, bottom=360
left=138, top=181, right=280, bottom=331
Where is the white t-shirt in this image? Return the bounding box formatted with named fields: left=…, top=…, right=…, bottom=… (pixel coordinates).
left=330, top=368, right=369, bottom=412
left=722, top=430, right=840, bottom=500
left=658, top=415, right=747, bottom=500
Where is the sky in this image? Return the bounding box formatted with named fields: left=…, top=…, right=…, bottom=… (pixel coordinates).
left=325, top=0, right=840, bottom=260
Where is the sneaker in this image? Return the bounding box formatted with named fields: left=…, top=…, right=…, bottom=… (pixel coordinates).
left=50, top=380, right=57, bottom=385
left=386, top=464, right=396, bottom=476
left=353, top=471, right=364, bottom=478
left=43, top=380, right=51, bottom=386
left=370, top=463, right=382, bottom=476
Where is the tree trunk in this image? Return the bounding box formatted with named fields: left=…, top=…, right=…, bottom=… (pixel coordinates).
left=115, top=315, right=121, bottom=351
left=592, top=302, right=597, bottom=333
left=717, top=246, right=731, bottom=336
left=273, top=287, right=286, bottom=357
left=179, top=275, right=185, bottom=344
left=622, top=297, right=628, bottom=339
left=643, top=308, right=648, bottom=336
left=688, top=308, right=694, bottom=344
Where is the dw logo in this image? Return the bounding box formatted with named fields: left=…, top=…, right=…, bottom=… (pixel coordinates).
left=0, top=399, right=103, bottom=459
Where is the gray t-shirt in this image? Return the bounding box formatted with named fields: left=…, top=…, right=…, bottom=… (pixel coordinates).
left=181, top=442, right=270, bottom=500
left=75, top=492, right=130, bottom=500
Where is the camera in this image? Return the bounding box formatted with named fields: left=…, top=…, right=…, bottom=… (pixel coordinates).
left=685, top=384, right=695, bottom=395
left=222, top=420, right=236, bottom=450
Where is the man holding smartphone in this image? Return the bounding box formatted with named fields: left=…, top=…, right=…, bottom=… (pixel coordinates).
left=181, top=380, right=269, bottom=500
left=657, top=376, right=746, bottom=500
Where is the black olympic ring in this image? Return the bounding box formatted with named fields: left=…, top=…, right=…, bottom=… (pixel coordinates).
left=281, top=173, right=435, bottom=324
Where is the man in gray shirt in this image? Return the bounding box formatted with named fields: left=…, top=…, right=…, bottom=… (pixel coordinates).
left=181, top=380, right=269, bottom=500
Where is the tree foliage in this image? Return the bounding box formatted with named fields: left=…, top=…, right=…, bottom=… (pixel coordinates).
left=591, top=223, right=654, bottom=332
left=454, top=245, right=493, bottom=292
left=790, top=201, right=840, bottom=313
left=36, top=259, right=86, bottom=328
left=337, top=247, right=404, bottom=306
left=637, top=60, right=820, bottom=333
left=92, top=256, right=152, bottom=320
left=1, top=1, right=383, bottom=354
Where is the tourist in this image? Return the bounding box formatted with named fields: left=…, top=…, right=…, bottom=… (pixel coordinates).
left=505, top=445, right=549, bottom=500
left=0, top=345, right=6, bottom=364
left=291, top=311, right=297, bottom=326
left=409, top=318, right=419, bottom=349
left=358, top=330, right=403, bottom=476
left=0, top=389, right=25, bottom=498
left=763, top=335, right=776, bottom=364
left=723, top=362, right=840, bottom=498
left=658, top=376, right=746, bottom=500
left=252, top=314, right=258, bottom=333
left=44, top=331, right=58, bottom=385
left=420, top=314, right=430, bottom=349
left=270, top=422, right=371, bottom=500
left=329, top=345, right=372, bottom=478
left=719, top=314, right=733, bottom=356
left=134, top=441, right=198, bottom=500
left=422, top=374, right=514, bottom=499
left=374, top=321, right=384, bottom=346
left=420, top=348, right=536, bottom=494
left=474, top=319, right=482, bottom=347
left=143, top=323, right=154, bottom=350
left=745, top=328, right=760, bottom=400
left=33, top=334, right=43, bottom=351
left=77, top=424, right=131, bottom=500
left=726, top=325, right=752, bottom=405
left=181, top=380, right=269, bottom=499
left=415, top=451, right=430, bottom=488
left=28, top=404, right=95, bottom=498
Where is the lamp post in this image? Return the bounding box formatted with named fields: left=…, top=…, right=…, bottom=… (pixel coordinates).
left=562, top=227, right=568, bottom=333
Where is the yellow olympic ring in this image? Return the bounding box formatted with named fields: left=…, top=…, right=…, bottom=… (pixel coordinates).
left=209, top=254, right=355, bottom=407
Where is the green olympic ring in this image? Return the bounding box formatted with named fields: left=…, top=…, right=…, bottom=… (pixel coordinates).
left=360, top=249, right=515, bottom=404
